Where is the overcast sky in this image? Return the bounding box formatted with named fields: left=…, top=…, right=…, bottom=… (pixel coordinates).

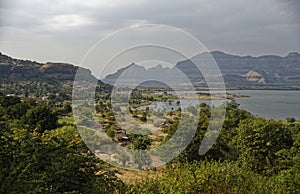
left=0, top=0, right=299, bottom=68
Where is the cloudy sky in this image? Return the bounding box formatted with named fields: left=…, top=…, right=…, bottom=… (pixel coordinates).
left=0, top=0, right=299, bottom=68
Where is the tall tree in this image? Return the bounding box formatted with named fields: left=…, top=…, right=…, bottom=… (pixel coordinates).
left=236, top=118, right=293, bottom=174
left=24, top=103, right=58, bottom=132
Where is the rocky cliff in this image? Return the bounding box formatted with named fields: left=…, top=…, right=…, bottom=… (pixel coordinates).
left=0, top=52, right=109, bottom=95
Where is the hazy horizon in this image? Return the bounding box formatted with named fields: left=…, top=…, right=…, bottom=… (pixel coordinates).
left=1, top=1, right=300, bottom=61
left=1, top=49, right=300, bottom=79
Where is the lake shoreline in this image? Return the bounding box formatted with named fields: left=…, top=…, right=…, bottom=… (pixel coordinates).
left=177, top=92, right=249, bottom=100
left=148, top=89, right=300, bottom=120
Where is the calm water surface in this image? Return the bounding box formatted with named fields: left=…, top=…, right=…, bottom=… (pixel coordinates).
left=148, top=90, right=300, bottom=120
left=228, top=90, right=300, bottom=120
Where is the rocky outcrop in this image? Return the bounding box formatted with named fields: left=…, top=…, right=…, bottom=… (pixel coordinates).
left=0, top=52, right=90, bottom=81
left=40, top=63, right=78, bottom=80
left=244, top=70, right=266, bottom=84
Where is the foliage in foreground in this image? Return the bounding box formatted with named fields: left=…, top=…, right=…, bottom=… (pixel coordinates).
left=0, top=94, right=124, bottom=193
left=0, top=94, right=299, bottom=193
left=126, top=160, right=300, bottom=194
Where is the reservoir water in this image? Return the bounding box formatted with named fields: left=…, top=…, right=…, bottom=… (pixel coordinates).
left=143, top=90, right=300, bottom=120
left=227, top=90, right=300, bottom=120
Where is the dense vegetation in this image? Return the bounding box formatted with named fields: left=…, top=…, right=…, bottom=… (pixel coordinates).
left=0, top=93, right=299, bottom=193
left=0, top=93, right=124, bottom=193
left=127, top=102, right=300, bottom=193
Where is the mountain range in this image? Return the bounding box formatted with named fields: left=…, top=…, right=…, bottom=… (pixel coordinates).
left=1, top=51, right=300, bottom=96
left=103, top=51, right=300, bottom=90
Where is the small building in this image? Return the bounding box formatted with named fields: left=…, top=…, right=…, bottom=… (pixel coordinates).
left=115, top=133, right=130, bottom=141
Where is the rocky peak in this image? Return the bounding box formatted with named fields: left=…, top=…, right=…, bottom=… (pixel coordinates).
left=40, top=62, right=77, bottom=74
left=285, top=52, right=300, bottom=61
left=286, top=52, right=300, bottom=57
left=0, top=52, right=13, bottom=64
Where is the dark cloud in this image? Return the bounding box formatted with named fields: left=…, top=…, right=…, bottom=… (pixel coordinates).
left=0, top=0, right=299, bottom=64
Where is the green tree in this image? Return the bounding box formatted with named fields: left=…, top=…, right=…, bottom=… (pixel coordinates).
left=133, top=136, right=152, bottom=169
left=106, top=128, right=115, bottom=138
left=139, top=111, right=147, bottom=122
left=133, top=136, right=151, bottom=150
left=286, top=117, right=296, bottom=123
left=24, top=103, right=58, bottom=132
left=0, top=126, right=123, bottom=193
left=0, top=95, right=20, bottom=107
left=235, top=118, right=293, bottom=174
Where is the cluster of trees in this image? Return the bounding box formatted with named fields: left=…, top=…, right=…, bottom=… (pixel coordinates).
left=0, top=80, right=64, bottom=97
left=1, top=93, right=299, bottom=193
left=0, top=94, right=124, bottom=193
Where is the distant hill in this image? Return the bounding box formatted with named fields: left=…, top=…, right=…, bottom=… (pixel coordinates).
left=103, top=51, right=300, bottom=90
left=1, top=51, right=299, bottom=96
left=0, top=52, right=110, bottom=96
